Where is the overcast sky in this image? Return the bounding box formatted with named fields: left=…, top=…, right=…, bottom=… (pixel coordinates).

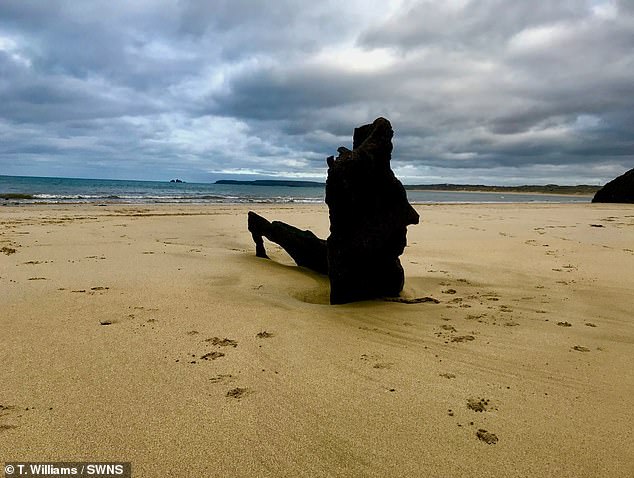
left=1, top=0, right=633, bottom=185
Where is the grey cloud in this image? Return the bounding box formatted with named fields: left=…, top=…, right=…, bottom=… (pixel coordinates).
left=208, top=66, right=386, bottom=121
left=359, top=1, right=589, bottom=51
left=177, top=0, right=355, bottom=59
left=0, top=0, right=632, bottom=184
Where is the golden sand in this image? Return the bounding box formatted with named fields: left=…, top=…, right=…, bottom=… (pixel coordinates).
left=1, top=203, right=633, bottom=477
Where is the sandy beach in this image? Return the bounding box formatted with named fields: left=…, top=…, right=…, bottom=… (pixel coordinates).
left=1, top=202, right=633, bottom=477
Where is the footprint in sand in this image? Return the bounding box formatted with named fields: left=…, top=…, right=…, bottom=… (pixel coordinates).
left=465, top=313, right=488, bottom=323
left=435, top=325, right=466, bottom=343
left=372, top=362, right=393, bottom=369
left=256, top=331, right=274, bottom=339
left=200, top=351, right=225, bottom=361
left=204, top=337, right=238, bottom=348
left=451, top=335, right=475, bottom=343
left=209, top=374, right=234, bottom=384
left=178, top=334, right=231, bottom=364
left=360, top=354, right=393, bottom=369
left=467, top=398, right=492, bottom=413
left=226, top=387, right=251, bottom=400
left=0, top=404, right=19, bottom=433
left=476, top=429, right=499, bottom=445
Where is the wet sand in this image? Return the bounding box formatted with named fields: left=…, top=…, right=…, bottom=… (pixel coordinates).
left=1, top=203, right=633, bottom=477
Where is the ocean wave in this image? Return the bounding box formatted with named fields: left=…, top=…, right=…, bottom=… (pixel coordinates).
left=2, top=192, right=324, bottom=205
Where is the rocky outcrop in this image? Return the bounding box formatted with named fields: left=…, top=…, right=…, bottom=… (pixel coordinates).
left=592, top=168, right=634, bottom=203
left=325, top=117, right=419, bottom=304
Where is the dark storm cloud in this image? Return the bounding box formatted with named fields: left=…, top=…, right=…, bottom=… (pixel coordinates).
left=208, top=64, right=394, bottom=122
left=0, top=0, right=632, bottom=183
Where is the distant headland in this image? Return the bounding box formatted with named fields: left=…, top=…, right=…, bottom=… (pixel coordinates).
left=404, top=183, right=600, bottom=195
left=215, top=179, right=325, bottom=187
left=215, top=179, right=599, bottom=195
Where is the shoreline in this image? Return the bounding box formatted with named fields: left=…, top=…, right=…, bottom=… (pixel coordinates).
left=0, top=191, right=592, bottom=208
left=1, top=202, right=632, bottom=477
left=406, top=188, right=595, bottom=198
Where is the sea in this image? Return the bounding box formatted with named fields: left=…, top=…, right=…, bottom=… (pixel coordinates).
left=0, top=175, right=591, bottom=205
